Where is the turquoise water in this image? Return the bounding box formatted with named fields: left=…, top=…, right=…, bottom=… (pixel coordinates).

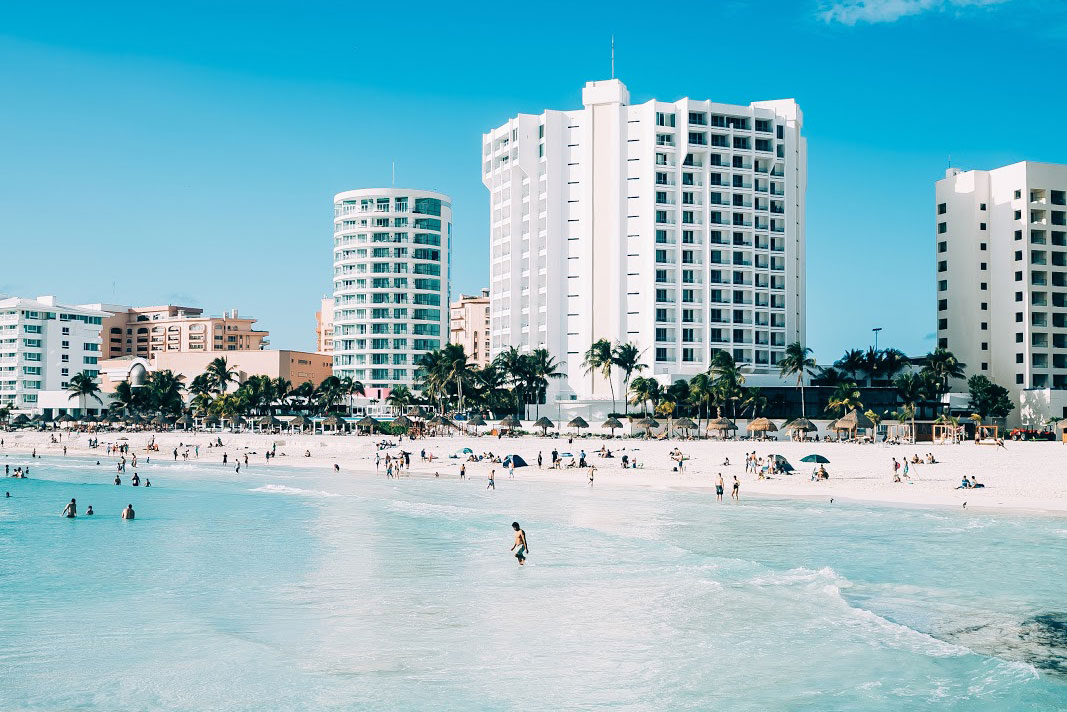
left=1, top=454, right=1066, bottom=711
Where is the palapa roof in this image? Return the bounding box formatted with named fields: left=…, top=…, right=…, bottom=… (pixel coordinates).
left=534, top=417, right=555, bottom=428
left=832, top=409, right=874, bottom=430
left=406, top=406, right=428, bottom=418
left=639, top=416, right=660, bottom=427
left=466, top=414, right=487, bottom=426
left=674, top=417, right=697, bottom=429
left=287, top=415, right=307, bottom=426
left=784, top=417, right=818, bottom=432
left=391, top=415, right=412, bottom=428
left=706, top=416, right=738, bottom=431
left=354, top=415, right=377, bottom=426
left=567, top=416, right=589, bottom=428
left=56, top=413, right=75, bottom=422
left=746, top=417, right=778, bottom=432
left=602, top=417, right=624, bottom=429
left=500, top=415, right=521, bottom=427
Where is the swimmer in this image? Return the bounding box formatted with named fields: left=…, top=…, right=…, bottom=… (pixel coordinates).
left=121, top=504, right=135, bottom=520
left=115, top=475, right=121, bottom=486
left=334, top=463, right=340, bottom=473
left=86, top=505, right=94, bottom=516
left=145, top=480, right=151, bottom=487
left=61, top=498, right=77, bottom=518
left=510, top=521, right=529, bottom=565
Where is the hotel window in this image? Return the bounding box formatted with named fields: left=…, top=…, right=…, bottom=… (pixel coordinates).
left=938, top=318, right=948, bottom=330
left=980, top=262, right=987, bottom=270
left=980, top=203, right=987, bottom=210
left=1014, top=210, right=1022, bottom=220
left=938, top=242, right=947, bottom=253
left=1016, top=374, right=1024, bottom=384
left=980, top=242, right=987, bottom=250
left=937, top=222, right=947, bottom=234
left=938, top=280, right=947, bottom=291
left=1015, top=190, right=1022, bottom=199
left=981, top=302, right=988, bottom=310
left=938, top=299, right=947, bottom=310
left=980, top=223, right=986, bottom=230
left=937, top=203, right=947, bottom=214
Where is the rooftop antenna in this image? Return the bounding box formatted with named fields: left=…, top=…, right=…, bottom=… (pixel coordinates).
left=611, top=35, right=615, bottom=79
left=948, top=154, right=952, bottom=168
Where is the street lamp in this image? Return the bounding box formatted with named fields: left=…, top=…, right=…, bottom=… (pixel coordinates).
left=872, top=327, right=882, bottom=351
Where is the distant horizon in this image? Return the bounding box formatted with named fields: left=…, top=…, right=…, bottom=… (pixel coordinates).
left=2, top=0, right=1065, bottom=364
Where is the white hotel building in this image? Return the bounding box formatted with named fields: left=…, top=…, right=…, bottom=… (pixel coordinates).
left=483, top=79, right=806, bottom=404
left=0, top=296, right=107, bottom=415
left=936, top=161, right=1067, bottom=425
left=331, top=188, right=451, bottom=397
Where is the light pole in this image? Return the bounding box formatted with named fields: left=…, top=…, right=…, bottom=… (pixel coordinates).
left=872, top=327, right=882, bottom=351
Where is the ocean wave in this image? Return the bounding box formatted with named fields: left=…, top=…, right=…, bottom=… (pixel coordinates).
left=385, top=500, right=475, bottom=517
left=249, top=484, right=340, bottom=498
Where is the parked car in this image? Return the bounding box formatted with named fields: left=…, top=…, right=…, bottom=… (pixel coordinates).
left=1008, top=428, right=1056, bottom=441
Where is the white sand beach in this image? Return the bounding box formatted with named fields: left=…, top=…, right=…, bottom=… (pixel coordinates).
left=3, top=429, right=1065, bottom=514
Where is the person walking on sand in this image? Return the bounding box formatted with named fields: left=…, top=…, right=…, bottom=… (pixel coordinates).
left=61, top=498, right=77, bottom=518
left=716, top=473, right=725, bottom=502
left=511, top=522, right=529, bottom=565
left=487, top=470, right=496, bottom=490
left=731, top=475, right=740, bottom=502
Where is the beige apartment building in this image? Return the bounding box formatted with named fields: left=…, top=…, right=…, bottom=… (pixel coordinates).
left=316, top=297, right=334, bottom=355
left=150, top=350, right=331, bottom=390
left=450, top=289, right=491, bottom=367
left=91, top=304, right=269, bottom=360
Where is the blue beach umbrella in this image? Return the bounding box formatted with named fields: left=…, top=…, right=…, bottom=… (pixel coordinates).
left=800, top=454, right=830, bottom=464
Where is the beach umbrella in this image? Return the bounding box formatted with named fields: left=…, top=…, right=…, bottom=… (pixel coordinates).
left=567, top=416, right=588, bottom=434
left=453, top=447, right=473, bottom=457
left=706, top=416, right=737, bottom=439
left=467, top=414, right=486, bottom=427
left=601, top=416, right=624, bottom=436
left=406, top=406, right=428, bottom=419
left=354, top=415, right=378, bottom=432
left=800, top=454, right=830, bottom=464
left=12, top=414, right=30, bottom=426
left=429, top=414, right=455, bottom=428
left=323, top=415, right=345, bottom=430
left=832, top=410, right=874, bottom=439
left=391, top=415, right=413, bottom=430
left=533, top=416, right=555, bottom=436
left=175, top=415, right=194, bottom=429
left=56, top=413, right=75, bottom=424
left=674, top=417, right=697, bottom=432
left=784, top=417, right=817, bottom=432
left=150, top=414, right=168, bottom=426
left=500, top=415, right=521, bottom=431
left=257, top=415, right=281, bottom=430
left=637, top=415, right=660, bottom=439
left=203, top=415, right=220, bottom=427
left=746, top=417, right=778, bottom=432
left=502, top=454, right=528, bottom=468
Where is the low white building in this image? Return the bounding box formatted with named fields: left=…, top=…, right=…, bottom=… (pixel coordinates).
left=0, top=296, right=108, bottom=416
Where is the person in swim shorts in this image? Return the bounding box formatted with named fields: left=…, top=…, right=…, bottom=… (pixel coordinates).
left=511, top=522, right=529, bottom=565
left=716, top=473, right=725, bottom=502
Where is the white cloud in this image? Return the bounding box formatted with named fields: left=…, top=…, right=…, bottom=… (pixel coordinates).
left=819, top=0, right=1010, bottom=25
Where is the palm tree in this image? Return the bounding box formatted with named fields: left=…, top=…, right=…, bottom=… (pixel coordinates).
left=386, top=384, right=414, bottom=410
left=740, top=386, right=768, bottom=418
left=143, top=370, right=185, bottom=416
left=338, top=376, right=366, bottom=414
left=0, top=405, right=11, bottom=425
left=204, top=356, right=239, bottom=395
left=629, top=376, right=661, bottom=416
left=315, top=375, right=346, bottom=415
left=709, top=350, right=746, bottom=419
left=582, top=339, right=615, bottom=415
left=439, top=343, right=474, bottom=412
left=894, top=371, right=927, bottom=443
left=836, top=348, right=866, bottom=383
left=66, top=371, right=103, bottom=415
left=110, top=379, right=139, bottom=415
left=687, top=372, right=714, bottom=431
left=811, top=366, right=847, bottom=388
left=921, top=347, right=966, bottom=407
left=826, top=382, right=863, bottom=418
left=862, top=347, right=882, bottom=386
left=878, top=348, right=909, bottom=384
left=779, top=342, right=816, bottom=419
left=611, top=342, right=645, bottom=415
left=271, top=378, right=292, bottom=414
left=493, top=347, right=531, bottom=418
left=526, top=348, right=565, bottom=419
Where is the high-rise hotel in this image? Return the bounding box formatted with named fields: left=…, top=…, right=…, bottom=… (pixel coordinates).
left=482, top=79, right=805, bottom=402
left=331, top=188, right=451, bottom=396
left=936, top=162, right=1067, bottom=423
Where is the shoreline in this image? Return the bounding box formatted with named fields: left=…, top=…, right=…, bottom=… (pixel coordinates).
left=2, top=429, right=1066, bottom=516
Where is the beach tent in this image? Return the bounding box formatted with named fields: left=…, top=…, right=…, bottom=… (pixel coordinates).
left=451, top=447, right=474, bottom=458
left=533, top=417, right=555, bottom=436
left=567, top=416, right=589, bottom=435
left=502, top=454, right=528, bottom=468
left=602, top=417, right=624, bottom=437
left=768, top=454, right=795, bottom=472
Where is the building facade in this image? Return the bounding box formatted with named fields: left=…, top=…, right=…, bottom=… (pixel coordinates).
left=936, top=162, right=1067, bottom=424
left=482, top=79, right=806, bottom=403
left=0, top=296, right=107, bottom=414
left=91, top=304, right=268, bottom=360
left=449, top=288, right=491, bottom=367
left=150, top=350, right=333, bottom=391
left=332, top=188, right=451, bottom=393
left=316, top=296, right=334, bottom=355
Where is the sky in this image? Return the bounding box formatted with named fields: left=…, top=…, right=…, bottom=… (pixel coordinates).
left=1, top=0, right=1065, bottom=362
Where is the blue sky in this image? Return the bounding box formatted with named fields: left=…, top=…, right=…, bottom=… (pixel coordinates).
left=1, top=0, right=1064, bottom=362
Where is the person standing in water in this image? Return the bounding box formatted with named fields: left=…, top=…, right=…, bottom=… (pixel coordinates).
left=731, top=475, right=740, bottom=501
left=86, top=505, right=94, bottom=516
left=487, top=470, right=495, bottom=490
left=121, top=504, right=135, bottom=520
left=716, top=473, right=725, bottom=502
left=61, top=498, right=77, bottom=518
left=460, top=463, right=466, bottom=480
left=511, top=522, right=529, bottom=565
